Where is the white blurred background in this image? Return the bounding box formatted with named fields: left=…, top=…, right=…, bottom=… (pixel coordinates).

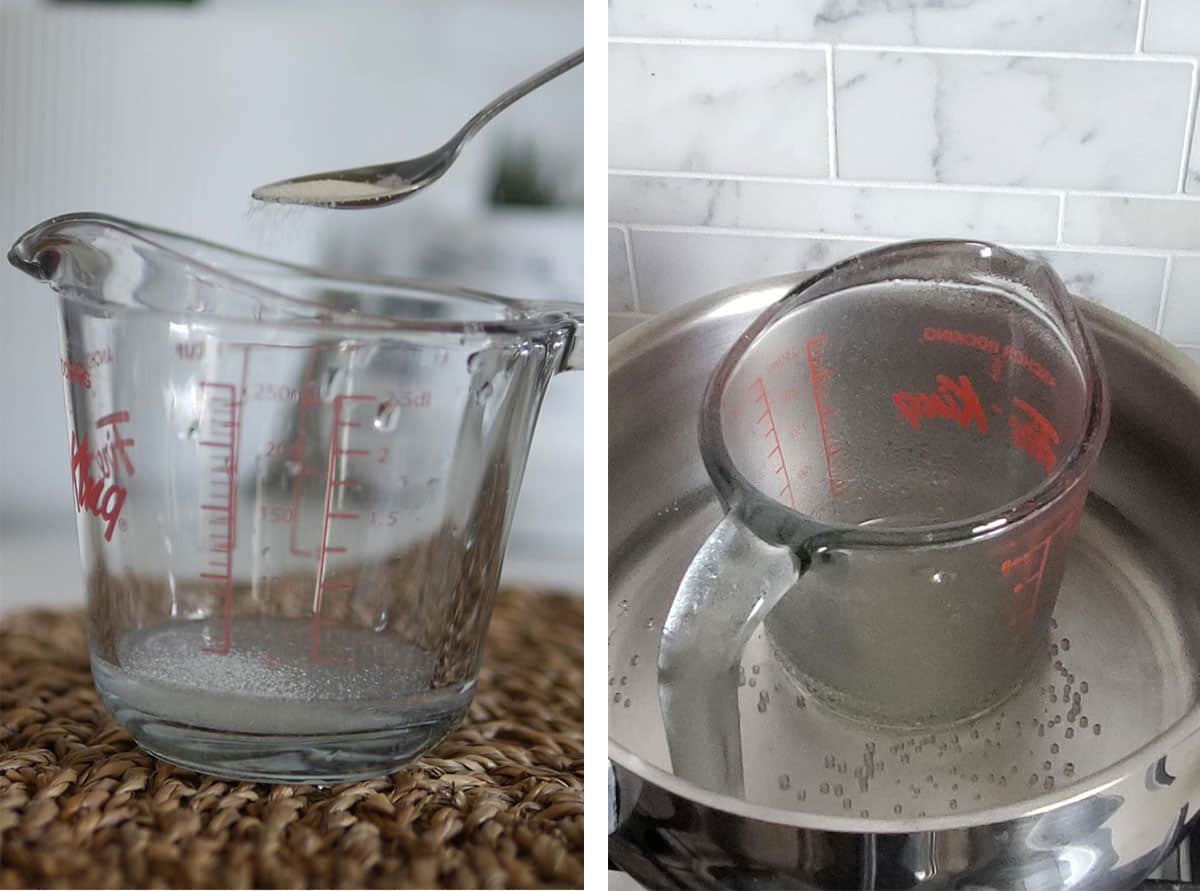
left=0, top=0, right=583, bottom=609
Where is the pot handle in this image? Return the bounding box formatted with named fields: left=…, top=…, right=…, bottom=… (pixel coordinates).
left=658, top=512, right=801, bottom=798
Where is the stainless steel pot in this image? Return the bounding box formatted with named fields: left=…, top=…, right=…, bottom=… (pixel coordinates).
left=608, top=273, right=1200, bottom=890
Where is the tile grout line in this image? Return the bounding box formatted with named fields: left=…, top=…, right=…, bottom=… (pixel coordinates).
left=608, top=35, right=1197, bottom=64
left=1055, top=193, right=1067, bottom=244
left=620, top=222, right=1200, bottom=258
left=611, top=167, right=1053, bottom=195
left=825, top=45, right=838, bottom=179
left=609, top=167, right=1200, bottom=202
left=621, top=225, right=641, bottom=312
left=1135, top=0, right=1149, bottom=53
left=1177, top=61, right=1199, bottom=193
left=1155, top=255, right=1174, bottom=335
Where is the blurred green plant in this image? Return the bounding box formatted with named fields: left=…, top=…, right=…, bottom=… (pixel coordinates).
left=487, top=139, right=580, bottom=209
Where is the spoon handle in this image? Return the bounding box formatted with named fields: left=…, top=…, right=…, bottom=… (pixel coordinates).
left=455, top=48, right=583, bottom=145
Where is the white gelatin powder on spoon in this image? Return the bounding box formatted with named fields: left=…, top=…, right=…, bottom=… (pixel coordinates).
left=253, top=177, right=402, bottom=206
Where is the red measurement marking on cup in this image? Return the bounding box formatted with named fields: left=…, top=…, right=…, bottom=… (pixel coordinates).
left=1000, top=499, right=1085, bottom=633
left=920, top=327, right=1057, bottom=390
left=806, top=335, right=844, bottom=501
left=288, top=352, right=323, bottom=558
left=197, top=382, right=239, bottom=655
left=311, top=393, right=375, bottom=665
left=752, top=376, right=796, bottom=509
left=1002, top=537, right=1054, bottom=634
left=1009, top=397, right=1060, bottom=475
left=61, top=358, right=91, bottom=389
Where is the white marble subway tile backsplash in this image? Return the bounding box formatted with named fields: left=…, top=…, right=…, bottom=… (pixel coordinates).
left=1029, top=250, right=1168, bottom=331
left=610, top=0, right=1140, bottom=53
left=1160, top=257, right=1200, bottom=342
left=610, top=174, right=1060, bottom=241
left=609, top=227, right=636, bottom=312
left=1062, top=195, right=1200, bottom=250
left=629, top=229, right=886, bottom=313
left=835, top=52, right=1192, bottom=193
left=610, top=1, right=1200, bottom=348
left=1189, top=109, right=1200, bottom=193
left=609, top=43, right=828, bottom=175
left=1144, top=0, right=1200, bottom=55
left=628, top=228, right=1167, bottom=328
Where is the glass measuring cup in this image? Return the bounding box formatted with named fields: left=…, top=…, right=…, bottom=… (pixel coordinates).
left=8, top=213, right=582, bottom=783
left=658, top=241, right=1108, bottom=797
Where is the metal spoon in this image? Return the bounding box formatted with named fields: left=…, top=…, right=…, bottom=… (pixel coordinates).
left=251, top=48, right=583, bottom=210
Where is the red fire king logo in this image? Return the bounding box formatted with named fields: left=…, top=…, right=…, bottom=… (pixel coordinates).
left=69, top=411, right=135, bottom=541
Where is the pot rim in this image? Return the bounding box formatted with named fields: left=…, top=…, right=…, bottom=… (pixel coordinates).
left=608, top=270, right=1200, bottom=834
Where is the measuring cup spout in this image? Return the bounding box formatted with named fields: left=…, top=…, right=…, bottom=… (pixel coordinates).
left=9, top=212, right=329, bottom=322
left=8, top=214, right=92, bottom=284
left=8, top=213, right=227, bottom=313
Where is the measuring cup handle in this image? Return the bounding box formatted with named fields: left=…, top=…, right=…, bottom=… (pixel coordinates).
left=561, top=319, right=583, bottom=370
left=658, top=512, right=800, bottom=798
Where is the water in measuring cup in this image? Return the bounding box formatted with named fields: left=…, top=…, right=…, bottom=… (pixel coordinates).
left=92, top=617, right=473, bottom=737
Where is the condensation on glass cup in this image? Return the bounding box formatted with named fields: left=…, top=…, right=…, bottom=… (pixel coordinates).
left=8, top=213, right=582, bottom=783
left=658, top=240, right=1109, bottom=797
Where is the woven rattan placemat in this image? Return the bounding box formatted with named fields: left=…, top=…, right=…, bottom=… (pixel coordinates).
left=0, top=588, right=582, bottom=889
